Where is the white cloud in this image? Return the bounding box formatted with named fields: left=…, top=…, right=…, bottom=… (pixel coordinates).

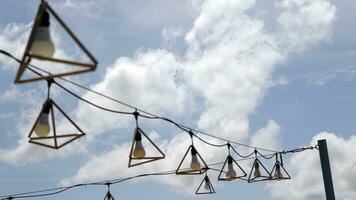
left=276, top=0, right=336, bottom=52
left=0, top=23, right=31, bottom=70
left=0, top=0, right=340, bottom=198
left=268, top=132, right=356, bottom=200
left=74, top=49, right=188, bottom=139
left=250, top=120, right=281, bottom=152
left=62, top=0, right=337, bottom=196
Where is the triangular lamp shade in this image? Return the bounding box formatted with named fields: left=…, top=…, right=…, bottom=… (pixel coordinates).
left=218, top=155, right=247, bottom=181
left=270, top=161, right=291, bottom=181
left=28, top=99, right=85, bottom=149
left=247, top=158, right=272, bottom=183
left=15, top=0, right=97, bottom=84
left=128, top=127, right=165, bottom=167
left=176, top=145, right=208, bottom=175
left=196, top=175, right=216, bottom=195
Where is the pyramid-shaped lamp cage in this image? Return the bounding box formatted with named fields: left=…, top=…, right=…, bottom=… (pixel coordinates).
left=196, top=174, right=216, bottom=195
left=28, top=98, right=85, bottom=149
left=270, top=153, right=291, bottom=181
left=218, top=155, right=247, bottom=181
left=104, top=184, right=115, bottom=200
left=248, top=151, right=272, bottom=183
left=15, top=0, right=97, bottom=84
left=104, top=191, right=115, bottom=200
left=218, top=144, right=247, bottom=181
left=176, top=144, right=208, bottom=175
left=128, top=112, right=165, bottom=167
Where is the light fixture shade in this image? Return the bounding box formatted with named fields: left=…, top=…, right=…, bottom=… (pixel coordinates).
left=247, top=158, right=272, bottom=183
left=270, top=160, right=291, bottom=181
left=196, top=174, right=216, bottom=195
left=176, top=145, right=208, bottom=175
left=28, top=99, right=85, bottom=149
left=15, top=0, right=97, bottom=84
left=128, top=127, right=165, bottom=167
left=218, top=155, right=247, bottom=181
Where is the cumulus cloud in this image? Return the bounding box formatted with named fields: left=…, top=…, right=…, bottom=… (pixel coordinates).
left=268, top=132, right=356, bottom=200
left=0, top=0, right=340, bottom=197
left=0, top=23, right=31, bottom=70
left=250, top=120, right=281, bottom=152
left=74, top=49, right=188, bottom=139
left=61, top=0, right=336, bottom=195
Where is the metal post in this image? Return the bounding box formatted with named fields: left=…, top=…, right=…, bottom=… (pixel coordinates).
left=318, top=139, right=336, bottom=200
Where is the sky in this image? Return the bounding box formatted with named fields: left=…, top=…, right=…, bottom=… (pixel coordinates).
left=0, top=0, right=356, bottom=199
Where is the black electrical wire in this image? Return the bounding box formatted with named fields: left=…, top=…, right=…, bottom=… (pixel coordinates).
left=0, top=154, right=265, bottom=199
left=0, top=144, right=318, bottom=200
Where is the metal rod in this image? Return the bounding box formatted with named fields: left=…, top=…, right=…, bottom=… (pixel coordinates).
left=318, top=139, right=336, bottom=200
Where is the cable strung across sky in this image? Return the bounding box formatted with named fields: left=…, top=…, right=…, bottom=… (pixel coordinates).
left=0, top=48, right=320, bottom=198
left=0, top=145, right=318, bottom=200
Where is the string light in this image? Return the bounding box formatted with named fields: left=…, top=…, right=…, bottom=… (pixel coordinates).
left=0, top=49, right=319, bottom=197
left=0, top=147, right=318, bottom=199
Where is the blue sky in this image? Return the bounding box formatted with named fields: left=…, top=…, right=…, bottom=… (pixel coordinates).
left=0, top=0, right=356, bottom=200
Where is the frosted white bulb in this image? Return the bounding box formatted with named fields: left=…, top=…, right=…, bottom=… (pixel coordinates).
left=204, top=178, right=210, bottom=190
left=133, top=140, right=146, bottom=158
left=226, top=162, right=237, bottom=178
left=254, top=162, right=261, bottom=178
left=34, top=112, right=50, bottom=137
left=31, top=27, right=55, bottom=58
left=190, top=154, right=201, bottom=171
left=274, top=164, right=283, bottom=180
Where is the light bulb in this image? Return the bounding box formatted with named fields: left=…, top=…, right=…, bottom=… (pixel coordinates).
left=190, top=147, right=201, bottom=171
left=34, top=102, right=51, bottom=137
left=132, top=128, right=146, bottom=158
left=225, top=156, right=236, bottom=178
left=253, top=162, right=261, bottom=178
left=31, top=10, right=55, bottom=58
left=204, top=176, right=210, bottom=190
left=274, top=162, right=283, bottom=180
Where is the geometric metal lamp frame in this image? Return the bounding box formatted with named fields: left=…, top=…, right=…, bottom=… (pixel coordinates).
left=15, top=0, right=97, bottom=84
left=128, top=127, right=165, bottom=168
left=176, top=145, right=208, bottom=175
left=270, top=153, right=291, bottom=181
left=218, top=155, right=247, bottom=181
left=196, top=174, right=216, bottom=195
left=248, top=151, right=272, bottom=183
left=128, top=111, right=165, bottom=167
left=28, top=98, right=85, bottom=149
left=218, top=144, right=247, bottom=181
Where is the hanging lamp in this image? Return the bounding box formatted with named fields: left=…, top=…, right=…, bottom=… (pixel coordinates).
left=15, top=0, right=97, bottom=84
left=218, top=143, right=247, bottom=181
left=28, top=80, right=85, bottom=149
left=128, top=110, right=165, bottom=167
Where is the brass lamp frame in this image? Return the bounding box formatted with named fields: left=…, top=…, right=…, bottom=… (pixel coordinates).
left=128, top=128, right=165, bottom=167
left=15, top=0, right=97, bottom=84
left=218, top=144, right=247, bottom=181
left=247, top=150, right=272, bottom=183
left=176, top=144, right=208, bottom=175
left=270, top=153, right=291, bottom=181
left=28, top=98, right=85, bottom=149
left=196, top=174, right=216, bottom=195
left=128, top=111, right=165, bottom=167
left=104, top=183, right=115, bottom=200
